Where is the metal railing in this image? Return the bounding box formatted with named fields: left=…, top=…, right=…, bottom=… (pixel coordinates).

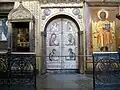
left=3, top=51, right=120, bottom=90
left=93, top=52, right=120, bottom=90
left=0, top=52, right=36, bottom=90
left=36, top=55, right=93, bottom=74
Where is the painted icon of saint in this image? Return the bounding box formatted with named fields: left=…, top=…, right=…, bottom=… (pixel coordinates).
left=17, top=28, right=29, bottom=47
left=50, top=22, right=59, bottom=32
left=94, top=9, right=113, bottom=51
left=49, top=49, right=59, bottom=61
left=66, top=33, right=75, bottom=46
left=49, top=33, right=59, bottom=46
left=66, top=48, right=76, bottom=60
left=67, top=22, right=73, bottom=32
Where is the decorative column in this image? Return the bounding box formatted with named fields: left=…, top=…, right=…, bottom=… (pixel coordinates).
left=80, top=31, right=84, bottom=73
left=40, top=31, right=47, bottom=74
left=29, top=21, right=34, bottom=52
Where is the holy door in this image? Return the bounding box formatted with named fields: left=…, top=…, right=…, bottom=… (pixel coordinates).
left=46, top=18, right=78, bottom=70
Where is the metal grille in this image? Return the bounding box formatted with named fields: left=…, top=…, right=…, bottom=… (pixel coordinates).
left=0, top=52, right=36, bottom=90
left=93, top=52, right=120, bottom=90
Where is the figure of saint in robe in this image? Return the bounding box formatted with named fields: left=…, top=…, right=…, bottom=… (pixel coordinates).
left=49, top=33, right=59, bottom=46
left=94, top=9, right=114, bottom=51
left=66, top=33, right=75, bottom=46
left=49, top=49, right=59, bottom=61
left=66, top=48, right=76, bottom=60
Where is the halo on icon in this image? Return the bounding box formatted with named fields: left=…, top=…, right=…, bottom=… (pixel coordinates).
left=97, top=9, right=108, bottom=19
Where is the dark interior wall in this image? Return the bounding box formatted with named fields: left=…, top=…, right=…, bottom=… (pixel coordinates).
left=0, top=41, right=7, bottom=51
left=0, top=2, right=14, bottom=18
left=0, top=2, right=14, bottom=51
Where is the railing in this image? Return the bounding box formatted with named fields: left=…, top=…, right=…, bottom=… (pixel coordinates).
left=0, top=52, right=36, bottom=90
left=36, top=55, right=92, bottom=74
left=2, top=51, right=120, bottom=90
left=93, top=52, right=120, bottom=90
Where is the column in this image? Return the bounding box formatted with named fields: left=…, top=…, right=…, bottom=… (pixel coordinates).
left=7, top=21, right=12, bottom=50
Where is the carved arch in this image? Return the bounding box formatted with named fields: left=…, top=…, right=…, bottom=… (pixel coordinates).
left=8, top=3, right=34, bottom=21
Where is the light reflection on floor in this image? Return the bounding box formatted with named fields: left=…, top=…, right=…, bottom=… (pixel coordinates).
left=36, top=73, right=93, bottom=90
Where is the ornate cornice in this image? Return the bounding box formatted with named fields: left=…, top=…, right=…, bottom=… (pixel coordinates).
left=8, top=2, right=34, bottom=21
left=40, top=0, right=83, bottom=4
left=86, top=1, right=120, bottom=7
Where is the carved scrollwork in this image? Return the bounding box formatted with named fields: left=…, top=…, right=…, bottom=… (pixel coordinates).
left=11, top=10, right=31, bottom=20
left=41, top=0, right=82, bottom=4
left=78, top=15, right=82, bottom=19
left=8, top=3, right=33, bottom=20
left=59, top=8, right=64, bottom=12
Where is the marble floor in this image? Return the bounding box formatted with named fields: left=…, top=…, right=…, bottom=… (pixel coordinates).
left=36, top=73, right=93, bottom=90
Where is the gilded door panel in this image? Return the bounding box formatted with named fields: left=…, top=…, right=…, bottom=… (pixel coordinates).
left=46, top=18, right=78, bottom=69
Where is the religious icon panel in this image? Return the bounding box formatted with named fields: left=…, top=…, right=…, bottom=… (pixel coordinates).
left=46, top=33, right=60, bottom=46
left=46, top=18, right=79, bottom=69
left=91, top=8, right=117, bottom=52
left=62, top=47, right=78, bottom=69
left=46, top=19, right=61, bottom=33
left=63, top=33, right=78, bottom=46
left=12, top=22, right=30, bottom=52
left=46, top=47, right=61, bottom=69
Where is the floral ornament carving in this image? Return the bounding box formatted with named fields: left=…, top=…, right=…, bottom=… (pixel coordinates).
left=8, top=2, right=33, bottom=20
left=11, top=10, right=31, bottom=20
left=72, top=8, right=82, bottom=19
left=44, top=9, right=51, bottom=16
left=59, top=8, right=64, bottom=12
left=42, top=9, right=51, bottom=20
left=78, top=15, right=82, bottom=19
left=72, top=8, right=80, bottom=15
left=42, top=15, right=46, bottom=20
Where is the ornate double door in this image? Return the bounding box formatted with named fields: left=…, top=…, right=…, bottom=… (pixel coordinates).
left=46, top=18, right=78, bottom=70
